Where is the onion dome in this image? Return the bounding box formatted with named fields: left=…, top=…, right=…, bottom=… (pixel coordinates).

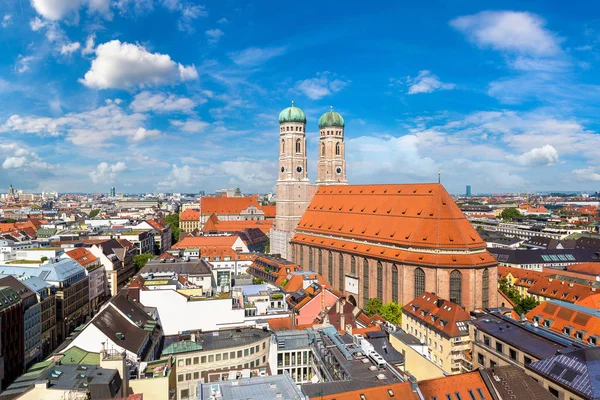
left=318, top=106, right=345, bottom=129
left=278, top=101, right=306, bottom=124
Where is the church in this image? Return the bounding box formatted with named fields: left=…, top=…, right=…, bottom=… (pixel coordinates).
left=270, top=103, right=498, bottom=311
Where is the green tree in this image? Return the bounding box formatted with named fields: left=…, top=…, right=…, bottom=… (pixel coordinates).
left=515, top=296, right=540, bottom=315
left=500, top=207, right=522, bottom=221
left=364, top=298, right=383, bottom=316
left=88, top=209, right=100, bottom=218
left=498, top=279, right=540, bottom=315
left=40, top=256, right=48, bottom=263
left=235, top=187, right=242, bottom=196
left=379, top=302, right=402, bottom=325
left=134, top=254, right=154, bottom=271
left=164, top=213, right=181, bottom=243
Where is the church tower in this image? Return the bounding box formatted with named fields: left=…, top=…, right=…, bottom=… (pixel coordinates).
left=270, top=102, right=313, bottom=259
left=316, top=107, right=347, bottom=185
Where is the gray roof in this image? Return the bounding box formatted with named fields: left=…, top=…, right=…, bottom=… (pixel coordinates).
left=18, top=276, right=52, bottom=296
left=0, top=259, right=86, bottom=284
left=162, top=328, right=270, bottom=355
left=391, top=329, right=423, bottom=346
left=489, top=248, right=600, bottom=265
left=142, top=259, right=212, bottom=276
left=365, top=331, right=404, bottom=365
left=198, top=373, right=306, bottom=400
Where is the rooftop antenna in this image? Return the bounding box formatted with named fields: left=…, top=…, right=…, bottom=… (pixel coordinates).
left=438, top=169, right=441, bottom=184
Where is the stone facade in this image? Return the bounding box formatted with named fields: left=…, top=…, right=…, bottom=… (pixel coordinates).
left=316, top=114, right=347, bottom=185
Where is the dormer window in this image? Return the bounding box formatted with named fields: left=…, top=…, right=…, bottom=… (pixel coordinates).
left=575, top=331, right=586, bottom=340
left=544, top=319, right=552, bottom=328
left=563, top=326, right=572, bottom=335
left=590, top=336, right=597, bottom=345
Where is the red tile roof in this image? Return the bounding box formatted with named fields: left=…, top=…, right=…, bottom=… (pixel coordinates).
left=566, top=262, right=600, bottom=277
left=201, top=213, right=273, bottom=234
left=261, top=205, right=276, bottom=218
left=418, top=371, right=492, bottom=400
left=65, top=247, right=99, bottom=267
left=173, top=235, right=240, bottom=249
left=179, top=209, right=200, bottom=221
left=526, top=301, right=600, bottom=343
left=200, top=196, right=260, bottom=215
left=310, top=381, right=417, bottom=400
left=402, top=292, right=471, bottom=338
left=528, top=278, right=596, bottom=303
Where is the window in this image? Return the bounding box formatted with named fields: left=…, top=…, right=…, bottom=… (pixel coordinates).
left=178, top=359, right=183, bottom=367
left=201, top=356, right=206, bottom=363
left=230, top=352, right=235, bottom=359
left=484, top=335, right=490, bottom=347
left=193, top=372, right=199, bottom=379
left=414, top=268, right=425, bottom=298
left=321, top=142, right=325, bottom=157
left=208, top=355, right=214, bottom=362
left=490, top=360, right=497, bottom=368
left=250, top=347, right=255, bottom=355
left=351, top=256, right=356, bottom=274
left=328, top=251, right=333, bottom=281
left=524, top=356, right=532, bottom=365
left=318, top=250, right=323, bottom=275
left=449, top=270, right=462, bottom=306
left=339, top=253, right=344, bottom=290
left=363, top=259, right=369, bottom=303
left=377, top=262, right=383, bottom=300
left=281, top=139, right=285, bottom=154
left=238, top=350, right=242, bottom=358
left=244, top=349, right=249, bottom=356
left=509, top=348, right=517, bottom=361
left=335, top=142, right=341, bottom=156
left=299, top=246, right=304, bottom=268
left=185, top=358, right=191, bottom=366
left=181, top=389, right=189, bottom=399
left=185, top=373, right=191, bottom=381
left=296, top=139, right=301, bottom=153
left=549, top=387, right=559, bottom=398
left=223, top=353, right=228, bottom=360
left=482, top=269, right=489, bottom=309
left=216, top=354, right=221, bottom=361
left=496, top=342, right=503, bottom=353
left=309, top=247, right=313, bottom=271
left=263, top=342, right=266, bottom=349
left=391, top=264, right=398, bottom=303
left=178, top=374, right=184, bottom=382
left=477, top=353, right=485, bottom=367
left=193, top=357, right=199, bottom=365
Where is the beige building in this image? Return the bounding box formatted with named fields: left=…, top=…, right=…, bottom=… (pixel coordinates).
left=389, top=331, right=446, bottom=381
left=402, top=292, right=472, bottom=374
left=161, top=328, right=271, bottom=400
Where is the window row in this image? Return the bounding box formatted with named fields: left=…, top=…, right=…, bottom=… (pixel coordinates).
left=280, top=126, right=304, bottom=132
left=176, top=342, right=266, bottom=367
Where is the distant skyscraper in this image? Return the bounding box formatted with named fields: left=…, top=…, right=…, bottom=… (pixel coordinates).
left=110, top=186, right=116, bottom=197
left=466, top=185, right=472, bottom=197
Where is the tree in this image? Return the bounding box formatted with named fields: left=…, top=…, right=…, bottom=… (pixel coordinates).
left=500, top=207, right=521, bottom=221
left=234, top=187, right=242, bottom=196
left=515, top=296, right=540, bottom=316
left=164, top=213, right=181, bottom=243
left=40, top=256, right=48, bottom=263
left=88, top=209, right=100, bottom=218
left=364, top=298, right=383, bottom=316
left=499, top=278, right=540, bottom=315
left=379, top=302, right=402, bottom=325
left=134, top=254, right=154, bottom=271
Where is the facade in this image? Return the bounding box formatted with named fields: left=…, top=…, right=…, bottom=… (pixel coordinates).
left=64, top=247, right=107, bottom=315
left=180, top=209, right=200, bottom=233
left=19, top=276, right=56, bottom=359
left=291, top=183, right=499, bottom=312
left=86, top=239, right=136, bottom=296
left=316, top=107, right=348, bottom=186
left=402, top=292, right=472, bottom=374
left=161, top=328, right=271, bottom=400
left=0, top=286, right=24, bottom=390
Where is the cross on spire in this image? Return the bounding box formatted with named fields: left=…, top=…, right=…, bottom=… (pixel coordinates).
left=291, top=100, right=295, bottom=107
left=330, top=105, right=333, bottom=112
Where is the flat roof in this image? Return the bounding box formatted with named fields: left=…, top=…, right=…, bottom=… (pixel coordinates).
left=198, top=374, right=305, bottom=399
left=162, top=328, right=271, bottom=356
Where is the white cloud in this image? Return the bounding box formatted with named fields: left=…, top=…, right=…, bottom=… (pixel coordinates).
left=131, top=127, right=160, bottom=142
left=160, top=0, right=207, bottom=33
left=217, top=17, right=228, bottom=24
left=89, top=161, right=128, bottom=184
left=157, top=164, right=197, bottom=189
left=30, top=17, right=47, bottom=31
left=228, top=46, right=286, bottom=66
left=2, top=14, right=12, bottom=28
left=80, top=40, right=198, bottom=89
left=170, top=119, right=210, bottom=133
left=82, top=34, right=95, bottom=55
left=0, top=143, right=55, bottom=171
left=31, top=0, right=111, bottom=21
left=295, top=72, right=350, bottom=100
left=206, top=29, right=224, bottom=44
left=450, top=11, right=560, bottom=56
left=130, top=91, right=196, bottom=113
left=506, top=144, right=559, bottom=167
left=60, top=42, right=81, bottom=55
left=2, top=157, right=26, bottom=169
left=405, top=70, right=455, bottom=94
left=219, top=160, right=275, bottom=189
left=15, top=55, right=35, bottom=74
left=572, top=167, right=600, bottom=182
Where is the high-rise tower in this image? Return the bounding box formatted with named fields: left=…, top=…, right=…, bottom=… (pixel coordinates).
left=316, top=107, right=347, bottom=185
left=270, top=102, right=313, bottom=259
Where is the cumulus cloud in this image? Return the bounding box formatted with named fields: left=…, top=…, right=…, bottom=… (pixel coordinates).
left=2, top=14, right=12, bottom=28
left=405, top=70, right=455, bottom=94
left=60, top=41, right=81, bottom=55
left=206, top=29, right=224, bottom=44
left=170, top=119, right=210, bottom=133
left=130, top=91, right=195, bottom=113
left=31, top=0, right=111, bottom=21
left=157, top=164, right=197, bottom=189
left=131, top=127, right=160, bottom=142
left=0, top=143, right=55, bottom=171
left=572, top=167, right=600, bottom=182
left=506, top=144, right=559, bottom=166
left=219, top=160, right=275, bottom=189
left=228, top=46, right=286, bottom=66
left=450, top=11, right=560, bottom=56
left=295, top=72, right=350, bottom=100
left=80, top=40, right=198, bottom=90
left=82, top=34, right=95, bottom=55
left=89, top=161, right=128, bottom=184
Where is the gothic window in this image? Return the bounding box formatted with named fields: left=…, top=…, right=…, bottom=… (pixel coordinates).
left=338, top=253, right=344, bottom=290
left=299, top=246, right=303, bottom=268
left=363, top=259, right=369, bottom=303
left=328, top=251, right=333, bottom=282
left=296, top=139, right=301, bottom=153
left=351, top=256, right=356, bottom=274
left=321, top=143, right=325, bottom=157
left=335, top=142, right=340, bottom=156
left=309, top=247, right=313, bottom=271
left=414, top=268, right=425, bottom=298
left=392, top=264, right=398, bottom=303
left=286, top=126, right=289, bottom=131
left=318, top=250, right=323, bottom=275
left=377, top=262, right=383, bottom=300
left=281, top=139, right=285, bottom=154
left=450, top=270, right=462, bottom=306
left=482, top=269, right=489, bottom=309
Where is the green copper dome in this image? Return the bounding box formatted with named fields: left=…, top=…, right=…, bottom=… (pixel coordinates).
left=318, top=107, right=345, bottom=129
left=279, top=102, right=306, bottom=124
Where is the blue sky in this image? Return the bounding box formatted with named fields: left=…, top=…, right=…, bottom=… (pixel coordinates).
left=1, top=0, right=600, bottom=194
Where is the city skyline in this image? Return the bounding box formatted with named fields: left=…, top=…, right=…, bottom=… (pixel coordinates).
left=1, top=1, right=600, bottom=193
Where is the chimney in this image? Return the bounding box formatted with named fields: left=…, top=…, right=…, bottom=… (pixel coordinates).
left=340, top=314, right=345, bottom=330
left=336, top=300, right=341, bottom=314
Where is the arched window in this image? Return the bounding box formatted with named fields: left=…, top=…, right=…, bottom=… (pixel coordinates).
left=482, top=269, right=489, bottom=309
left=296, top=139, right=301, bottom=153
left=414, top=268, right=425, bottom=298
left=338, top=253, right=344, bottom=290
left=392, top=264, right=398, bottom=303
left=281, top=139, right=285, bottom=154
left=299, top=246, right=303, bottom=268
left=309, top=247, right=313, bottom=271
left=377, top=262, right=383, bottom=300
left=318, top=250, right=322, bottom=275
left=351, top=256, right=356, bottom=275
left=450, top=270, right=462, bottom=306
left=328, top=251, right=333, bottom=282
left=363, top=259, right=370, bottom=303
left=335, top=142, right=340, bottom=156
left=321, top=142, right=325, bottom=157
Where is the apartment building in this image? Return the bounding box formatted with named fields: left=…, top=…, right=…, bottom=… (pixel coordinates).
left=0, top=286, right=24, bottom=390
left=19, top=276, right=56, bottom=359
left=402, top=292, right=472, bottom=374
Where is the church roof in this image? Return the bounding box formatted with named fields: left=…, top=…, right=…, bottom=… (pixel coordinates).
left=200, top=196, right=261, bottom=215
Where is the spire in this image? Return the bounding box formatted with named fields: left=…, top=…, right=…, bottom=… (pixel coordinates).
left=438, top=169, right=441, bottom=184
left=330, top=105, right=333, bottom=112
left=291, top=100, right=295, bottom=107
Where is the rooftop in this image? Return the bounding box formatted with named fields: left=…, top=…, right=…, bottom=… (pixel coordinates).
left=162, top=328, right=271, bottom=356
left=418, top=371, right=492, bottom=400
left=198, top=373, right=305, bottom=400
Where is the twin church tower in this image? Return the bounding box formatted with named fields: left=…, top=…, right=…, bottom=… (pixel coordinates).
left=270, top=102, right=348, bottom=259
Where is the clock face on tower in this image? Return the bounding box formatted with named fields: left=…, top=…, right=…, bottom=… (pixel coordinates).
left=336, top=166, right=342, bottom=175
left=296, top=166, right=303, bottom=173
